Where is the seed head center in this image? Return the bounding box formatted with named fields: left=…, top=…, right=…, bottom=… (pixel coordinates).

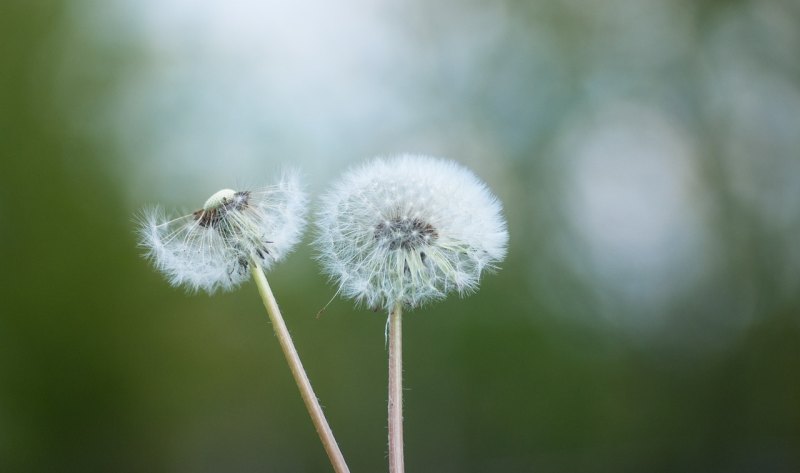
left=204, top=189, right=237, bottom=210
left=195, top=190, right=251, bottom=228
left=375, top=217, right=438, bottom=251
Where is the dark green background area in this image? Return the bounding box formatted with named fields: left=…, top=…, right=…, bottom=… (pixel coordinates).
left=2, top=1, right=799, bottom=472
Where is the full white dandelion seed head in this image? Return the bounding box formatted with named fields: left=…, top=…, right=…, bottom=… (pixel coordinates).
left=314, top=154, right=509, bottom=311
left=139, top=172, right=307, bottom=294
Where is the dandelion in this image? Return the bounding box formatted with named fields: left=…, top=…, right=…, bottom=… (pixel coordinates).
left=140, top=174, right=307, bottom=293
left=315, top=155, right=508, bottom=312
left=314, top=155, right=508, bottom=473
left=139, top=172, right=349, bottom=473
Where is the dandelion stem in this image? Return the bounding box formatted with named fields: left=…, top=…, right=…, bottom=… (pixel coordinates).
left=250, top=260, right=350, bottom=473
left=388, top=303, right=405, bottom=473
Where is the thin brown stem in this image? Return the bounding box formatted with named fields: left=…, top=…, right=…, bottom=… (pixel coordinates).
left=250, top=261, right=350, bottom=473
left=388, top=303, right=405, bottom=473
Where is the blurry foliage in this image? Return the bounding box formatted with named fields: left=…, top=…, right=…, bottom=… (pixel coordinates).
left=1, top=0, right=799, bottom=472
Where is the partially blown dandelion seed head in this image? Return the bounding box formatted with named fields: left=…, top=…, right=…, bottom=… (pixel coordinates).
left=315, top=155, right=508, bottom=311
left=139, top=172, right=307, bottom=293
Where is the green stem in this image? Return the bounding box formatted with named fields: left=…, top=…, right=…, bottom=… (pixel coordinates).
left=250, top=260, right=350, bottom=473
left=388, top=303, right=405, bottom=473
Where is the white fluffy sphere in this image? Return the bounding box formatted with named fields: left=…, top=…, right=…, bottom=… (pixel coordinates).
left=315, top=155, right=508, bottom=311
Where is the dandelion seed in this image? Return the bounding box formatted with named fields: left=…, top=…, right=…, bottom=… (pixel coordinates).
left=314, top=154, right=509, bottom=312
left=139, top=172, right=307, bottom=294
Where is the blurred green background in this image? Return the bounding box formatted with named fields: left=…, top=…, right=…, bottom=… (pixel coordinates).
left=2, top=0, right=799, bottom=471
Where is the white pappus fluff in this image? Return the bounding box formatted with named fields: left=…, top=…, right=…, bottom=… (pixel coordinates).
left=139, top=172, right=307, bottom=293
left=315, top=155, right=509, bottom=311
